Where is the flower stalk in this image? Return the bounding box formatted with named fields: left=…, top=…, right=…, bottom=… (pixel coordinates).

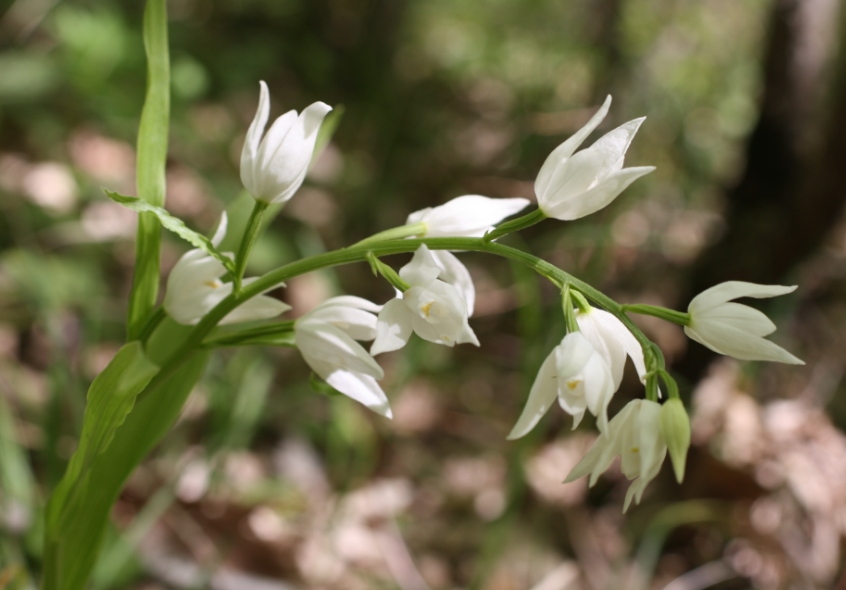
left=482, top=208, right=547, bottom=242
left=233, top=200, right=269, bottom=293
left=623, top=303, right=690, bottom=326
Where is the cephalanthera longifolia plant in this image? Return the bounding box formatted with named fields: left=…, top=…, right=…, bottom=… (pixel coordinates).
left=41, top=1, right=803, bottom=588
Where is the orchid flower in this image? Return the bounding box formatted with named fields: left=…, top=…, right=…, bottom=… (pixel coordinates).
left=240, top=81, right=332, bottom=205
left=508, top=332, right=615, bottom=439
left=371, top=245, right=478, bottom=355
left=295, top=296, right=392, bottom=417
left=535, top=96, right=654, bottom=220
left=565, top=399, right=667, bottom=512
left=685, top=281, right=803, bottom=364
left=163, top=214, right=289, bottom=325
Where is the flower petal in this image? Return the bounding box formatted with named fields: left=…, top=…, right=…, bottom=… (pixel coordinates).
left=689, top=282, right=797, bottom=313
left=240, top=81, right=271, bottom=197
left=577, top=309, right=624, bottom=388
left=588, top=117, right=645, bottom=175
left=305, top=297, right=381, bottom=341
left=507, top=349, right=558, bottom=439
left=539, top=148, right=607, bottom=214
left=371, top=299, right=413, bottom=355
left=535, top=96, right=611, bottom=198
left=430, top=250, right=475, bottom=316
left=298, top=321, right=384, bottom=379
left=399, top=244, right=442, bottom=286
left=211, top=211, right=228, bottom=248
left=544, top=166, right=654, bottom=220
left=325, top=370, right=392, bottom=418
left=221, top=295, right=290, bottom=325
left=407, top=195, right=531, bottom=238
left=684, top=324, right=804, bottom=364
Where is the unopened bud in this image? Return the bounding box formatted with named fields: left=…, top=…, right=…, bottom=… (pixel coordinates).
left=659, top=398, right=691, bottom=483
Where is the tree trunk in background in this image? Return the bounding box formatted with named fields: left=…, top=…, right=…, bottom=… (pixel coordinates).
left=674, top=0, right=846, bottom=385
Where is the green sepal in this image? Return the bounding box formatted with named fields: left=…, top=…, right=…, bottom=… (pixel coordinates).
left=312, top=104, right=345, bottom=162
left=105, top=189, right=235, bottom=273
left=309, top=373, right=343, bottom=397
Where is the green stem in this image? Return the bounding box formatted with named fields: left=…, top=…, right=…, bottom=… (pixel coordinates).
left=658, top=369, right=680, bottom=399
left=623, top=303, right=690, bottom=326
left=483, top=208, right=546, bottom=243
left=139, top=236, right=658, bottom=400
left=353, top=222, right=427, bottom=247
left=137, top=307, right=166, bottom=343
left=233, top=200, right=269, bottom=293
left=126, top=0, right=170, bottom=341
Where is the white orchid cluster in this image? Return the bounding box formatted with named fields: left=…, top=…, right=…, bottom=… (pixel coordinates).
left=158, top=83, right=803, bottom=511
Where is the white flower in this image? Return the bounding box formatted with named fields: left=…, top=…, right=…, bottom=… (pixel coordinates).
left=535, top=96, right=654, bottom=220
left=163, top=214, right=289, bottom=325
left=371, top=245, right=479, bottom=355
left=685, top=281, right=803, bottom=364
left=295, top=296, right=392, bottom=417
left=576, top=306, right=647, bottom=387
left=508, top=332, right=615, bottom=439
left=406, top=195, right=530, bottom=238
left=565, top=399, right=667, bottom=512
left=240, top=81, right=332, bottom=205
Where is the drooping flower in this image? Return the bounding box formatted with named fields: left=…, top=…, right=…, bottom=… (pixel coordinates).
left=406, top=195, right=530, bottom=238
left=684, top=281, right=803, bottom=364
left=565, top=399, right=667, bottom=512
left=508, top=332, right=615, bottom=439
left=371, top=245, right=478, bottom=355
left=576, top=306, right=647, bottom=387
left=295, top=296, right=392, bottom=418
left=240, top=81, right=332, bottom=205
left=163, top=214, right=289, bottom=325
left=535, top=96, right=654, bottom=221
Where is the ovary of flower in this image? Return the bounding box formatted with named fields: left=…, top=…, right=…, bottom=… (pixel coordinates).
left=565, top=399, right=667, bottom=512
left=295, top=296, right=392, bottom=418
left=576, top=306, right=647, bottom=388
left=535, top=96, right=655, bottom=221
left=371, top=245, right=479, bottom=355
left=406, top=195, right=530, bottom=238
left=508, top=332, right=615, bottom=440
left=240, top=81, right=332, bottom=205
left=163, top=250, right=289, bottom=326
left=685, top=281, right=803, bottom=364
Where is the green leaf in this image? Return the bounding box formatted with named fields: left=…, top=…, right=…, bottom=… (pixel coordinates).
left=105, top=189, right=235, bottom=272
left=46, top=342, right=158, bottom=527
left=43, top=320, right=210, bottom=590
left=126, top=0, right=170, bottom=340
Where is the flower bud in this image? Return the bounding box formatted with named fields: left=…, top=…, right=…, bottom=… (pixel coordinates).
left=659, top=398, right=691, bottom=483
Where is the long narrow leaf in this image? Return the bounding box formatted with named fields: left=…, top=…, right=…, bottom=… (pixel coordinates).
left=105, top=190, right=234, bottom=271
left=126, top=0, right=170, bottom=340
